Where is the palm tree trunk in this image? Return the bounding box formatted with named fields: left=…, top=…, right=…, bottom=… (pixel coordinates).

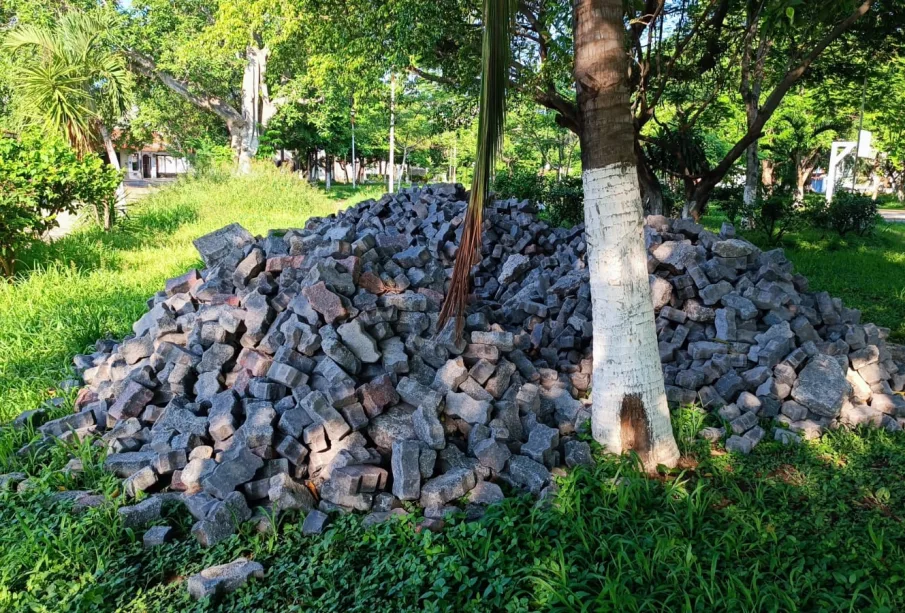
left=574, top=0, right=679, bottom=471
left=100, top=124, right=124, bottom=231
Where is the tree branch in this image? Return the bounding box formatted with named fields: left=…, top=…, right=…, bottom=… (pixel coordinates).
left=407, top=65, right=459, bottom=86
left=125, top=50, right=244, bottom=126
left=700, top=0, right=874, bottom=188
left=533, top=87, right=580, bottom=135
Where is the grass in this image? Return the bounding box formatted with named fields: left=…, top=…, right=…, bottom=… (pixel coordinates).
left=701, top=210, right=905, bottom=342
left=1, top=174, right=905, bottom=611
left=2, top=412, right=905, bottom=612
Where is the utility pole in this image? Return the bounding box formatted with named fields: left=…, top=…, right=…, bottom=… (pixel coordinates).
left=388, top=74, right=396, bottom=193
left=350, top=94, right=356, bottom=189
left=851, top=70, right=868, bottom=192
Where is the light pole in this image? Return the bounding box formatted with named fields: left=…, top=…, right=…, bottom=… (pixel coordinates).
left=350, top=95, right=356, bottom=189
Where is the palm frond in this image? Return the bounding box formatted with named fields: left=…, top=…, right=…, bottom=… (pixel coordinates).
left=438, top=0, right=513, bottom=335
left=4, top=10, right=129, bottom=155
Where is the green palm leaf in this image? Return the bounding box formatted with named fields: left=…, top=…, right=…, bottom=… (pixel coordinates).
left=438, top=0, right=514, bottom=334
left=3, top=11, right=129, bottom=154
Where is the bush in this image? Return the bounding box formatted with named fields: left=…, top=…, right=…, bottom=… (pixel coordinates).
left=492, top=168, right=584, bottom=227
left=0, top=133, right=121, bottom=277
left=543, top=175, right=583, bottom=226
left=753, top=193, right=803, bottom=244
left=826, top=191, right=879, bottom=236
left=491, top=167, right=544, bottom=202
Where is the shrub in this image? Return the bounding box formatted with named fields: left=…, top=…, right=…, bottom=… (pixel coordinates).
left=492, top=168, right=584, bottom=227
left=543, top=175, right=583, bottom=226
left=756, top=193, right=797, bottom=243
left=826, top=191, right=879, bottom=236
left=491, top=167, right=544, bottom=203
left=0, top=133, right=121, bottom=277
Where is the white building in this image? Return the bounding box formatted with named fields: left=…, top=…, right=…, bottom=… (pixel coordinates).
left=114, top=133, right=191, bottom=180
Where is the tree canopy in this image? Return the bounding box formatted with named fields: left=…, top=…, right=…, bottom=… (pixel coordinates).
left=1, top=0, right=903, bottom=201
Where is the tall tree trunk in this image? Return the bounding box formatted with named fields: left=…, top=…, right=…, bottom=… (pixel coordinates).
left=388, top=73, right=396, bottom=193
left=451, top=145, right=457, bottom=182
left=636, top=141, right=664, bottom=215
left=236, top=45, right=271, bottom=174
left=795, top=159, right=814, bottom=204
left=574, top=0, right=679, bottom=471
left=743, top=141, right=759, bottom=206
left=398, top=146, right=408, bottom=191
left=761, top=159, right=774, bottom=194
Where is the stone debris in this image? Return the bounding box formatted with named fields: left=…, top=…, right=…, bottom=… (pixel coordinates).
left=143, top=525, right=174, bottom=547
left=9, top=183, right=902, bottom=542
left=187, top=557, right=264, bottom=600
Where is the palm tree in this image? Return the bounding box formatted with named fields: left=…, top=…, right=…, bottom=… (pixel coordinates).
left=440, top=0, right=679, bottom=471
left=4, top=11, right=129, bottom=228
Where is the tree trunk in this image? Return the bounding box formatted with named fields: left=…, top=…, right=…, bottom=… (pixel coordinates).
left=325, top=155, right=332, bottom=190
left=388, top=74, right=396, bottom=193
left=451, top=145, right=457, bottom=182
left=795, top=162, right=814, bottom=204
left=636, top=141, right=664, bottom=215
left=761, top=159, right=774, bottom=194
left=100, top=124, right=125, bottom=231
left=235, top=45, right=271, bottom=174
left=743, top=141, right=759, bottom=206
left=574, top=0, right=679, bottom=471
left=398, top=146, right=408, bottom=191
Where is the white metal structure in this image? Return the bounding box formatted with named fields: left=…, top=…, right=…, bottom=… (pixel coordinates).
left=826, top=130, right=875, bottom=203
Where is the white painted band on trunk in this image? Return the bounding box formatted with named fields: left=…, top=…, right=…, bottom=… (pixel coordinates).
left=582, top=163, right=679, bottom=469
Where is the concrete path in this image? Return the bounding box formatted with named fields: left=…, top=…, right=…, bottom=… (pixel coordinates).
left=879, top=209, right=905, bottom=223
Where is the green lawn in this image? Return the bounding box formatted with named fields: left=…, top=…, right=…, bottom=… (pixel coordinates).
left=1, top=175, right=905, bottom=611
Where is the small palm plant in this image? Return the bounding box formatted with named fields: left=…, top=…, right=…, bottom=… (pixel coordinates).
left=5, top=11, right=130, bottom=230
left=4, top=11, right=129, bottom=156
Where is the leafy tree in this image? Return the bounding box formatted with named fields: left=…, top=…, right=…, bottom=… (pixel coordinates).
left=760, top=91, right=849, bottom=202
left=0, top=132, right=121, bottom=276
left=122, top=0, right=308, bottom=172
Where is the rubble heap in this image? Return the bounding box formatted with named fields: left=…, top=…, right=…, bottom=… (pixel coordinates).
left=11, top=183, right=905, bottom=545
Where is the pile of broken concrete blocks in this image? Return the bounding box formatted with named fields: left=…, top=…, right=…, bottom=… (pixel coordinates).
left=14, top=183, right=597, bottom=548
left=8, top=183, right=905, bottom=555
left=646, top=216, right=905, bottom=452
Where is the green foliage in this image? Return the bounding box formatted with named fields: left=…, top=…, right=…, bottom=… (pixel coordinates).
left=826, top=191, right=880, bottom=237
left=492, top=168, right=584, bottom=227
left=4, top=423, right=905, bottom=610
left=182, top=137, right=234, bottom=175
left=3, top=10, right=130, bottom=154
left=753, top=193, right=804, bottom=245
left=543, top=175, right=583, bottom=227
left=803, top=191, right=880, bottom=237
left=875, top=193, right=903, bottom=210
left=711, top=189, right=804, bottom=245
left=709, top=185, right=745, bottom=225
left=491, top=167, right=544, bottom=202
left=0, top=132, right=121, bottom=277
